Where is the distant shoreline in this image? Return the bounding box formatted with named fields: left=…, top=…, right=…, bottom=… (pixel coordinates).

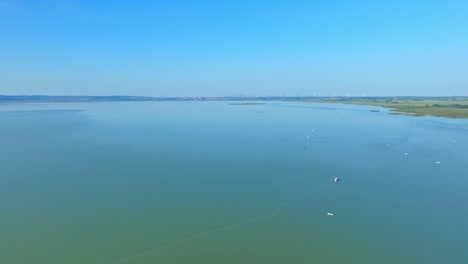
left=1, top=95, right=468, bottom=119
left=228, top=102, right=266, bottom=105
left=1, top=95, right=467, bottom=103
left=302, top=99, right=468, bottom=119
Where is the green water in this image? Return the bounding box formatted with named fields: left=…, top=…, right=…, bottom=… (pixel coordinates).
left=0, top=102, right=467, bottom=264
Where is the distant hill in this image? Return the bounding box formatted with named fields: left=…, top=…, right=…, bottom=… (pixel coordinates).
left=0, top=95, right=157, bottom=102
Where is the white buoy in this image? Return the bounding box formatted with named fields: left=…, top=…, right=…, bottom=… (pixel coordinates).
left=327, top=212, right=334, bottom=216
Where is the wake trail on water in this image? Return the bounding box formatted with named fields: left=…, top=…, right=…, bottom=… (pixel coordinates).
left=110, top=182, right=330, bottom=264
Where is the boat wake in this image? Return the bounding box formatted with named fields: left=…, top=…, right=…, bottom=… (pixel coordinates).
left=109, top=182, right=330, bottom=264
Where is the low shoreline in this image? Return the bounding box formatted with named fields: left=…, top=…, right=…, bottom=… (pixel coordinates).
left=303, top=99, right=468, bottom=119
left=1, top=95, right=468, bottom=119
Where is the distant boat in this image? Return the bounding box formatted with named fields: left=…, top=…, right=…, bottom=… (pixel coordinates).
left=327, top=212, right=334, bottom=216
left=334, top=177, right=339, bottom=182
left=435, top=161, right=441, bottom=164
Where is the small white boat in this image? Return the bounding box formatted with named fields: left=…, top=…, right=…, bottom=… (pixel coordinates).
left=327, top=212, right=334, bottom=216
left=334, top=177, right=339, bottom=182
left=435, top=161, right=441, bottom=164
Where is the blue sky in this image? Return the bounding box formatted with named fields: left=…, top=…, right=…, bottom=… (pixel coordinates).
left=1, top=0, right=467, bottom=96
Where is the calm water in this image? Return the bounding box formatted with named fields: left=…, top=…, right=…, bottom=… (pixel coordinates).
left=0, top=101, right=467, bottom=264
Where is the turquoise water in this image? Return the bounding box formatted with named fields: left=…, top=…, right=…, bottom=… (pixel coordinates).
left=0, top=101, right=467, bottom=264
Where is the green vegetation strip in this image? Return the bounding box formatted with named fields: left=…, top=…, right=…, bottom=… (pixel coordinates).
left=306, top=100, right=468, bottom=119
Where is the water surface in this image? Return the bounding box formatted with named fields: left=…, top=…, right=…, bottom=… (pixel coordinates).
left=1, top=101, right=467, bottom=264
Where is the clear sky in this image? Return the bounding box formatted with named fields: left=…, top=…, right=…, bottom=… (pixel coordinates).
left=1, top=0, right=467, bottom=96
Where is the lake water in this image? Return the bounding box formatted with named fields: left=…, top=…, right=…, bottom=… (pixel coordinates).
left=1, top=101, right=467, bottom=264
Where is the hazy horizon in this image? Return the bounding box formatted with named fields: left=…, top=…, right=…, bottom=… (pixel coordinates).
left=1, top=94, right=468, bottom=98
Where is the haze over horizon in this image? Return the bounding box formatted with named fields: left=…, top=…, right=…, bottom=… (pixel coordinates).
left=1, top=0, right=467, bottom=97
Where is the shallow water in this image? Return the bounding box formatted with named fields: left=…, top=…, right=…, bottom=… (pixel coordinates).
left=1, top=101, right=467, bottom=264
